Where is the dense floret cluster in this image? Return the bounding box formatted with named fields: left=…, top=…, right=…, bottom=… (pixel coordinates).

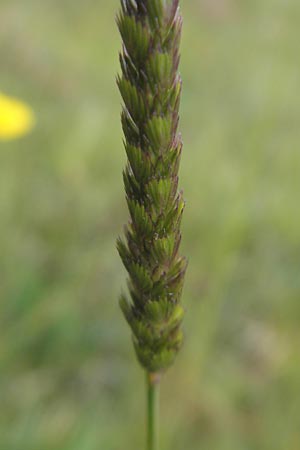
left=117, top=0, right=187, bottom=373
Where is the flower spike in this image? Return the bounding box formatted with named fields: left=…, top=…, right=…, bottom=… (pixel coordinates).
left=117, top=0, right=187, bottom=374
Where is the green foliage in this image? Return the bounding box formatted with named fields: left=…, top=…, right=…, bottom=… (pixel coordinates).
left=117, top=0, right=187, bottom=373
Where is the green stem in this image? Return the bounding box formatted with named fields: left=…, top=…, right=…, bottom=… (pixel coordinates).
left=147, top=372, right=160, bottom=450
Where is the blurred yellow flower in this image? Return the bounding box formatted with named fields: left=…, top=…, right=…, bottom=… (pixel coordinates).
left=0, top=92, right=35, bottom=140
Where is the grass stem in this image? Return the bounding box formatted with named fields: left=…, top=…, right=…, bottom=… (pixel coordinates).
left=147, top=372, right=160, bottom=450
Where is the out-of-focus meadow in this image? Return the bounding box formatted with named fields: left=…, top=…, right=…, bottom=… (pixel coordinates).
left=1, top=0, right=300, bottom=449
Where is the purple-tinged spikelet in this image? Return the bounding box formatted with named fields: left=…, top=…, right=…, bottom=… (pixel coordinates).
left=117, top=0, right=187, bottom=374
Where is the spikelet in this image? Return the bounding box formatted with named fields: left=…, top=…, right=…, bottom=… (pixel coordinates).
left=117, top=0, right=187, bottom=374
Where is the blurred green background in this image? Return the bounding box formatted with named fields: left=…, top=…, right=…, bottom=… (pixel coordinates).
left=1, top=1, right=300, bottom=449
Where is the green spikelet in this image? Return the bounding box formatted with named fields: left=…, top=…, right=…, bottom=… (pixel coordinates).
left=117, top=0, right=187, bottom=374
